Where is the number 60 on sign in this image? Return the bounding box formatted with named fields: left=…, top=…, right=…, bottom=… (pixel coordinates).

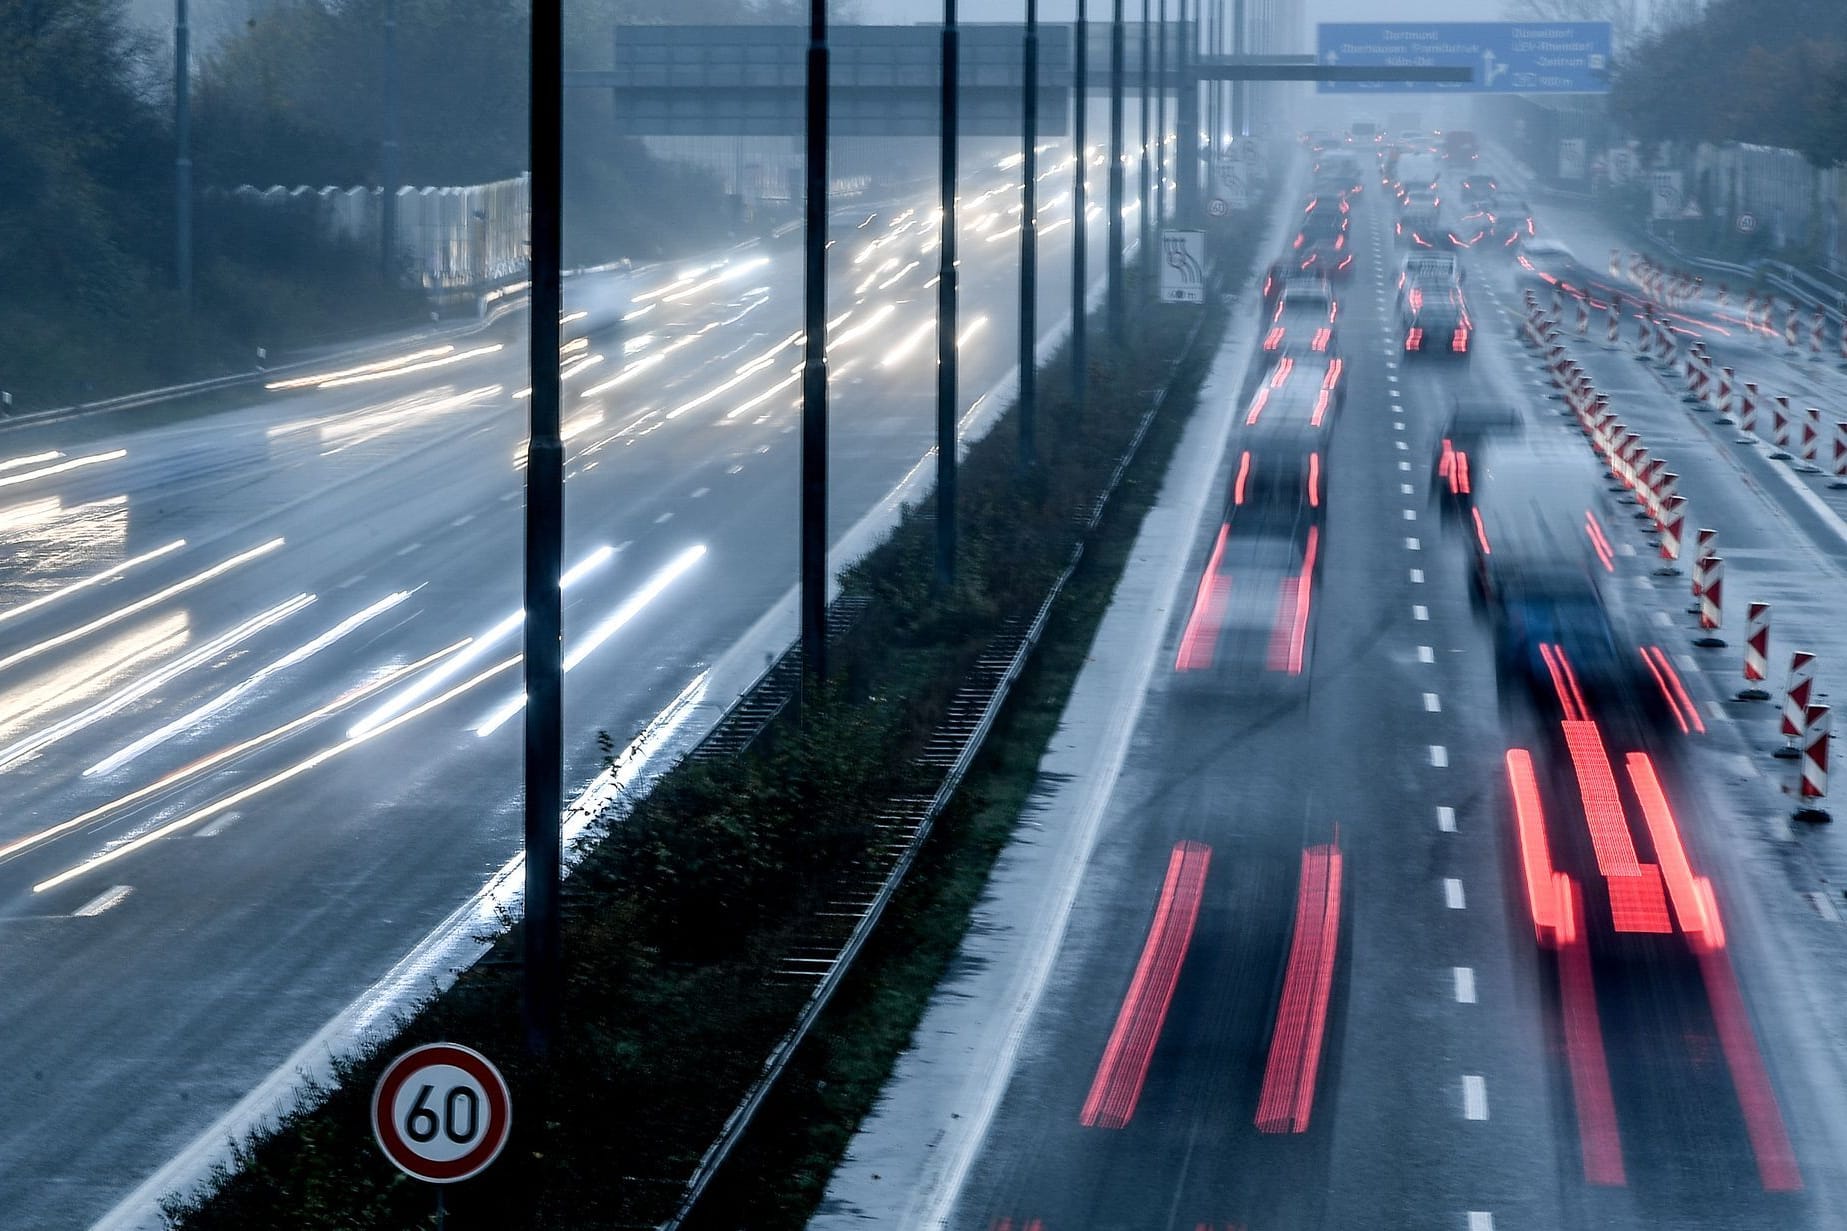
left=371, top=1042, right=513, bottom=1184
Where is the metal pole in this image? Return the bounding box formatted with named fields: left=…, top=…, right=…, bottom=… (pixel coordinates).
left=1107, top=0, right=1125, bottom=347
left=522, top=0, right=564, bottom=1057
left=174, top=0, right=191, bottom=302
left=1068, top=0, right=1085, bottom=408
left=801, top=0, right=831, bottom=685
left=1176, top=0, right=1197, bottom=226
left=382, top=0, right=400, bottom=283
left=1155, top=0, right=1166, bottom=230
left=1232, top=0, right=1245, bottom=138
left=1140, top=0, right=1151, bottom=274
left=936, top=2, right=959, bottom=587
left=1019, top=0, right=1038, bottom=469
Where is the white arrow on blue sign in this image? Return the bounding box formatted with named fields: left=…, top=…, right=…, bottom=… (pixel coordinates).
left=1315, top=22, right=1612, bottom=95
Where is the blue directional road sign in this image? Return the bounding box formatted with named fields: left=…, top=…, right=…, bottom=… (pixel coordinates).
left=1316, top=22, right=1611, bottom=94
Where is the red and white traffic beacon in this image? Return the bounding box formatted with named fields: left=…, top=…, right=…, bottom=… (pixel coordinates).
left=373, top=1042, right=513, bottom=1224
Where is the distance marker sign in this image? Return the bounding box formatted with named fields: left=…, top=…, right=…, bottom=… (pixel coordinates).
left=372, top=1043, right=512, bottom=1183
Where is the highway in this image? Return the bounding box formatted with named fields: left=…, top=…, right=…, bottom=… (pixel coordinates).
left=0, top=142, right=1144, bottom=1229
left=816, top=146, right=1847, bottom=1231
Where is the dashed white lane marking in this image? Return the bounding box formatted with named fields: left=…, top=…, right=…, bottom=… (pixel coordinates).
left=451, top=514, right=475, bottom=528
left=500, top=491, right=518, bottom=502
left=1410, top=568, right=1424, bottom=583
left=654, top=511, right=674, bottom=524
left=1618, top=542, right=1637, bottom=556
left=1453, top=966, right=1477, bottom=1003
left=1653, top=611, right=1673, bottom=628
left=339, top=574, right=366, bottom=589
left=395, top=542, right=421, bottom=557
left=1469, top=1212, right=1495, bottom=1231
left=1403, top=508, right=1417, bottom=520
left=1430, top=744, right=1449, bottom=768
left=1707, top=699, right=1728, bottom=724
left=197, top=810, right=244, bottom=838
left=1437, top=805, right=1457, bottom=831
left=1444, top=877, right=1466, bottom=908
left=1677, top=652, right=1699, bottom=672
left=72, top=885, right=133, bottom=918
left=1394, top=421, right=1406, bottom=432
left=1418, top=645, right=1435, bottom=664
left=1806, top=891, right=1843, bottom=922
left=1386, top=360, right=1399, bottom=370
left=1399, top=460, right=1411, bottom=471
left=1406, top=537, right=1421, bottom=550
left=1401, top=483, right=1415, bottom=495
left=690, top=486, right=711, bottom=499
left=726, top=463, right=744, bottom=475
left=1424, top=691, right=1442, bottom=712
left=1396, top=440, right=1408, bottom=451
left=1413, top=604, right=1430, bottom=620
left=1462, top=1074, right=1489, bottom=1120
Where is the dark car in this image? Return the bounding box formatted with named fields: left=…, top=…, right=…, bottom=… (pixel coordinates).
left=1460, top=172, right=1499, bottom=205
left=1263, top=283, right=1340, bottom=358
left=1400, top=284, right=1472, bottom=357
left=1293, top=206, right=1355, bottom=279
left=1262, top=262, right=1331, bottom=312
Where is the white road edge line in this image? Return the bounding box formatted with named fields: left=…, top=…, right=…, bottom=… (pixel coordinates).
left=71, top=885, right=133, bottom=918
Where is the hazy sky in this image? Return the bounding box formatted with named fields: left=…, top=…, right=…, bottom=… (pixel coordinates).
left=861, top=1, right=1496, bottom=26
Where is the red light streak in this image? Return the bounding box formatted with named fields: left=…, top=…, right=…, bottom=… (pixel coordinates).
left=1175, top=525, right=1232, bottom=671
left=1584, top=511, right=1615, bottom=572
left=1560, top=716, right=1673, bottom=933
left=1472, top=507, right=1491, bottom=555
left=1245, top=386, right=1272, bottom=425
left=1699, top=946, right=1803, bottom=1191
left=1079, top=841, right=1212, bottom=1129
left=1263, top=327, right=1284, bottom=351
left=1311, top=390, right=1332, bottom=427
left=1558, top=877, right=1629, bottom=1186
left=1506, top=749, right=1562, bottom=944
left=1307, top=452, right=1321, bottom=509
left=1233, top=451, right=1251, bottom=506
left=1255, top=844, right=1342, bottom=1133
left=1645, top=646, right=1705, bottom=733
left=1624, top=753, right=1713, bottom=944
left=1405, top=327, right=1423, bottom=351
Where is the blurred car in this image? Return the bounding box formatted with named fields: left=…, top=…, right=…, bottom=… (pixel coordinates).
left=1444, top=129, right=1481, bottom=162
left=1293, top=205, right=1355, bottom=279
left=1262, top=261, right=1331, bottom=312
left=1314, top=151, right=1365, bottom=195
left=1460, top=171, right=1499, bottom=206
left=1487, top=193, right=1536, bottom=243
left=1400, top=284, right=1472, bottom=358
left=1262, top=282, right=1340, bottom=357
left=1396, top=201, right=1457, bottom=249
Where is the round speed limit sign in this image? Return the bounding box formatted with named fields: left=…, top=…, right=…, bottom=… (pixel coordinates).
left=372, top=1043, right=512, bottom=1183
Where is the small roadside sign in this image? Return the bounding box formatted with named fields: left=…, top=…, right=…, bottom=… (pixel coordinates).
left=1160, top=230, right=1207, bottom=304
left=1738, top=212, right=1758, bottom=234
left=372, top=1043, right=512, bottom=1184
left=1208, top=198, right=1229, bottom=217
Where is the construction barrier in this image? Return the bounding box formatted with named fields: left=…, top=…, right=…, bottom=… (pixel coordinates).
left=1692, top=527, right=1718, bottom=599
left=1834, top=420, right=1847, bottom=477
left=1744, top=602, right=1770, bottom=682
left=1772, top=395, right=1794, bottom=451
left=1782, top=650, right=1818, bottom=743
left=1699, top=555, right=1724, bottom=630
left=1659, top=494, right=1687, bottom=561
left=1802, top=705, right=1831, bottom=799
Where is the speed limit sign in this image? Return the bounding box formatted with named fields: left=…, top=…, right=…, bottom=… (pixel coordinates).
left=372, top=1043, right=512, bottom=1183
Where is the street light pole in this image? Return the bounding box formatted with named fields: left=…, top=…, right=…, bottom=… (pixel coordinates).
left=936, top=2, right=959, bottom=587
left=382, top=0, right=400, bottom=283
left=174, top=0, right=191, bottom=303
left=801, top=0, right=832, bottom=691
left=1107, top=0, right=1125, bottom=347
left=1019, top=0, right=1038, bottom=469
left=1155, top=0, right=1166, bottom=231
left=1140, top=0, right=1151, bottom=276
left=522, top=0, right=565, bottom=1058
left=1069, top=0, right=1086, bottom=409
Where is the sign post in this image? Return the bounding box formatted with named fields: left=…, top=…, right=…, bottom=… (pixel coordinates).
left=372, top=1043, right=513, bottom=1224
left=1315, top=22, right=1612, bottom=94
left=1160, top=229, right=1207, bottom=303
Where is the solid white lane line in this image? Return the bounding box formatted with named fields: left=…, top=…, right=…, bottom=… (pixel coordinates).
left=1462, top=1074, right=1489, bottom=1120
left=1424, top=692, right=1441, bottom=712
left=1444, top=877, right=1466, bottom=908
left=1453, top=966, right=1477, bottom=1003
left=1430, top=744, right=1449, bottom=767
left=1410, top=568, right=1424, bottom=583
left=1418, top=645, right=1435, bottom=663
left=1414, top=605, right=1430, bottom=620
left=1437, top=805, right=1456, bottom=831
left=72, top=885, right=133, bottom=918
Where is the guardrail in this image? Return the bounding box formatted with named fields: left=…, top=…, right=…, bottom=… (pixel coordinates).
left=657, top=270, right=1223, bottom=1230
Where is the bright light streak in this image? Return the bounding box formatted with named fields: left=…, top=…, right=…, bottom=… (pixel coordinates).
left=984, top=224, right=1022, bottom=243
left=662, top=256, right=772, bottom=304
left=0, top=497, right=62, bottom=533
left=831, top=303, right=897, bottom=349
left=663, top=352, right=782, bottom=421
left=881, top=320, right=937, bottom=368
left=346, top=545, right=615, bottom=739
left=0, top=538, right=283, bottom=677
left=0, top=596, right=312, bottom=774
left=0, top=643, right=462, bottom=865
left=957, top=315, right=989, bottom=348
left=722, top=373, right=800, bottom=421
left=0, top=449, right=127, bottom=493
left=87, top=590, right=414, bottom=777
left=0, top=615, right=189, bottom=741
left=315, top=344, right=503, bottom=389
left=621, top=302, right=657, bottom=321
left=877, top=260, right=919, bottom=290
left=630, top=263, right=718, bottom=303
left=473, top=543, right=707, bottom=737
left=0, top=450, right=61, bottom=473
left=264, top=346, right=454, bottom=391
left=579, top=352, right=665, bottom=398
left=32, top=648, right=516, bottom=894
